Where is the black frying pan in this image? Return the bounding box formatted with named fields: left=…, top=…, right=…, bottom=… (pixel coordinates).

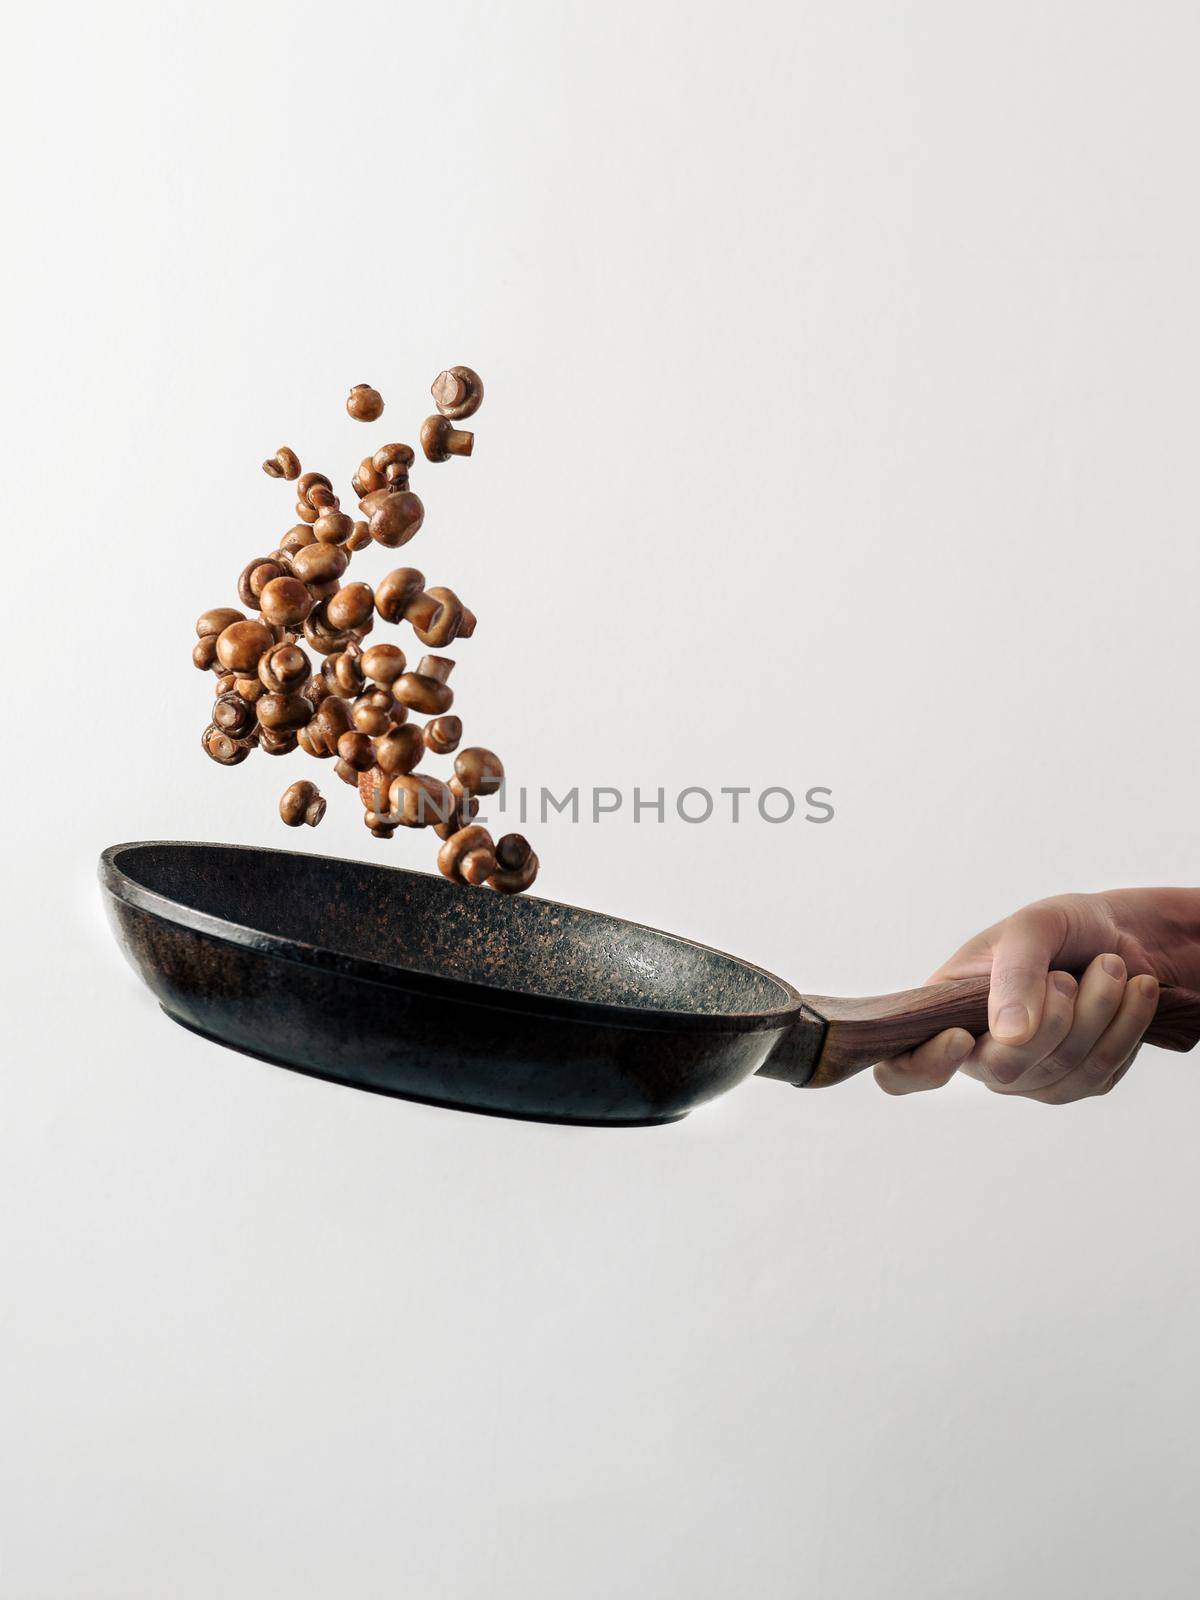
left=99, top=842, right=1200, bottom=1125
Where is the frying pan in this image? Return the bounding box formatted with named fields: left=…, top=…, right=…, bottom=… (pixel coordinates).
left=100, top=841, right=1200, bottom=1126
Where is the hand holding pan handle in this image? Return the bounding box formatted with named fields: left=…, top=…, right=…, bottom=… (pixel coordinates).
left=759, top=975, right=1200, bottom=1088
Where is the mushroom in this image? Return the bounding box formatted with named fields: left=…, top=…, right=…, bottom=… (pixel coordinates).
left=365, top=489, right=424, bottom=549
left=291, top=543, right=348, bottom=586
left=192, top=634, right=219, bottom=671
left=325, top=644, right=365, bottom=697
left=430, top=365, right=484, bottom=421
left=488, top=834, right=539, bottom=894
left=262, top=446, right=301, bottom=480
left=258, top=575, right=315, bottom=629
left=212, top=692, right=256, bottom=739
left=438, top=825, right=498, bottom=887
left=420, top=414, right=474, bottom=463
left=279, top=780, right=326, bottom=828
left=257, top=690, right=314, bottom=732
left=372, top=443, right=415, bottom=487
left=393, top=654, right=455, bottom=714
left=352, top=456, right=386, bottom=498
left=386, top=773, right=455, bottom=829
left=258, top=727, right=299, bottom=756
left=202, top=723, right=251, bottom=766
left=215, top=619, right=275, bottom=674
left=280, top=523, right=317, bottom=553
left=346, top=383, right=384, bottom=422
left=258, top=642, right=312, bottom=694
left=345, top=519, right=372, bottom=552
left=196, top=607, right=246, bottom=639
left=336, top=730, right=376, bottom=772
left=405, top=585, right=476, bottom=647
left=352, top=686, right=405, bottom=736
left=360, top=643, right=407, bottom=685
left=314, top=508, right=356, bottom=545
left=374, top=567, right=427, bottom=625
left=374, top=724, right=425, bottom=776
left=452, top=746, right=504, bottom=797
left=326, top=582, right=375, bottom=632
left=423, top=715, right=463, bottom=755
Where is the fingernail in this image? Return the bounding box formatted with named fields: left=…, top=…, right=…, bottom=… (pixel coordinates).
left=1135, top=974, right=1159, bottom=1001
left=993, top=1003, right=1029, bottom=1040
left=1053, top=971, right=1077, bottom=997
left=946, top=1032, right=973, bottom=1065
left=1101, top=954, right=1124, bottom=979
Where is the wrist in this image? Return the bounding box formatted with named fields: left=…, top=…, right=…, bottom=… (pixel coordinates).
left=1099, top=888, right=1200, bottom=990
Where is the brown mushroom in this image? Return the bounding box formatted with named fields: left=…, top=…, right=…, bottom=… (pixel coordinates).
left=336, top=730, right=376, bottom=771
left=351, top=686, right=404, bottom=736
left=366, top=489, right=424, bottom=549
left=258, top=575, right=315, bottom=629
left=423, top=715, right=463, bottom=755
left=314, top=508, right=355, bottom=545
left=280, top=780, right=326, bottom=828
left=488, top=834, right=539, bottom=894
left=393, top=654, right=455, bottom=714
left=202, top=724, right=251, bottom=766
left=346, top=519, right=371, bottom=552
left=346, top=383, right=385, bottom=422
left=372, top=443, right=415, bottom=487
left=404, top=585, right=476, bottom=647
left=280, top=523, right=318, bottom=554
left=452, top=746, right=504, bottom=797
left=438, top=825, right=498, bottom=887
left=420, top=414, right=474, bottom=463
left=212, top=692, right=256, bottom=739
left=193, top=634, right=219, bottom=671
left=291, top=543, right=349, bottom=586
left=216, top=619, right=275, bottom=674
left=360, top=643, right=407, bottom=685
left=374, top=567, right=427, bottom=624
left=262, top=446, right=301, bottom=480
left=374, top=724, right=425, bottom=776
left=326, top=582, right=375, bottom=631
left=333, top=757, right=362, bottom=786
left=297, top=470, right=333, bottom=509
left=257, top=690, right=314, bottom=732
left=351, top=456, right=386, bottom=498
left=386, top=773, right=455, bottom=829
left=431, top=365, right=484, bottom=421
left=196, top=607, right=246, bottom=639
left=258, top=727, right=300, bottom=756
left=257, top=642, right=312, bottom=694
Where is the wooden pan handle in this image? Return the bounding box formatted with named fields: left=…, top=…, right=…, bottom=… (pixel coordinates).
left=799, top=975, right=1200, bottom=1089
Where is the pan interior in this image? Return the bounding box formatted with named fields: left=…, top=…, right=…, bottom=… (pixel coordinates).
left=110, top=842, right=792, bottom=1019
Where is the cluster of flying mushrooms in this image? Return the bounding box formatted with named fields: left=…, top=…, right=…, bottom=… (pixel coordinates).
left=192, top=369, right=539, bottom=894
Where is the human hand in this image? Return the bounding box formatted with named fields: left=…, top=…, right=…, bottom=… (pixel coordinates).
left=873, top=889, right=1200, bottom=1103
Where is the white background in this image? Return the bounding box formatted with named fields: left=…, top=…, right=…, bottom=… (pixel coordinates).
left=3, top=2, right=1199, bottom=1596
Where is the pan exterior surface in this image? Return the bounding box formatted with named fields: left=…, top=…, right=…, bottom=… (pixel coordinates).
left=100, top=842, right=802, bottom=1125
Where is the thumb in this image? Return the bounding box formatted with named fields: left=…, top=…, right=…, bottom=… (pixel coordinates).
left=988, top=903, right=1069, bottom=1044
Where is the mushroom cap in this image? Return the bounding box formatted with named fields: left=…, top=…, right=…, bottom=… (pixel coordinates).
left=196, top=606, right=246, bottom=638
left=454, top=746, right=504, bottom=796
left=259, top=576, right=315, bottom=627
left=438, top=825, right=498, bottom=886
left=367, top=491, right=425, bottom=550
left=326, top=582, right=375, bottom=631
left=360, top=643, right=408, bottom=685
left=430, top=365, right=484, bottom=421
left=215, top=619, right=275, bottom=673
left=374, top=567, right=427, bottom=623
left=347, top=384, right=385, bottom=422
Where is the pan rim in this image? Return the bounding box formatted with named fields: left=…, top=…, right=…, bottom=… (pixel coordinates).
left=99, top=839, right=805, bottom=1037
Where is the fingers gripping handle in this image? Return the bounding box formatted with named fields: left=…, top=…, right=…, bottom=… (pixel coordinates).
left=774, top=976, right=1200, bottom=1089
